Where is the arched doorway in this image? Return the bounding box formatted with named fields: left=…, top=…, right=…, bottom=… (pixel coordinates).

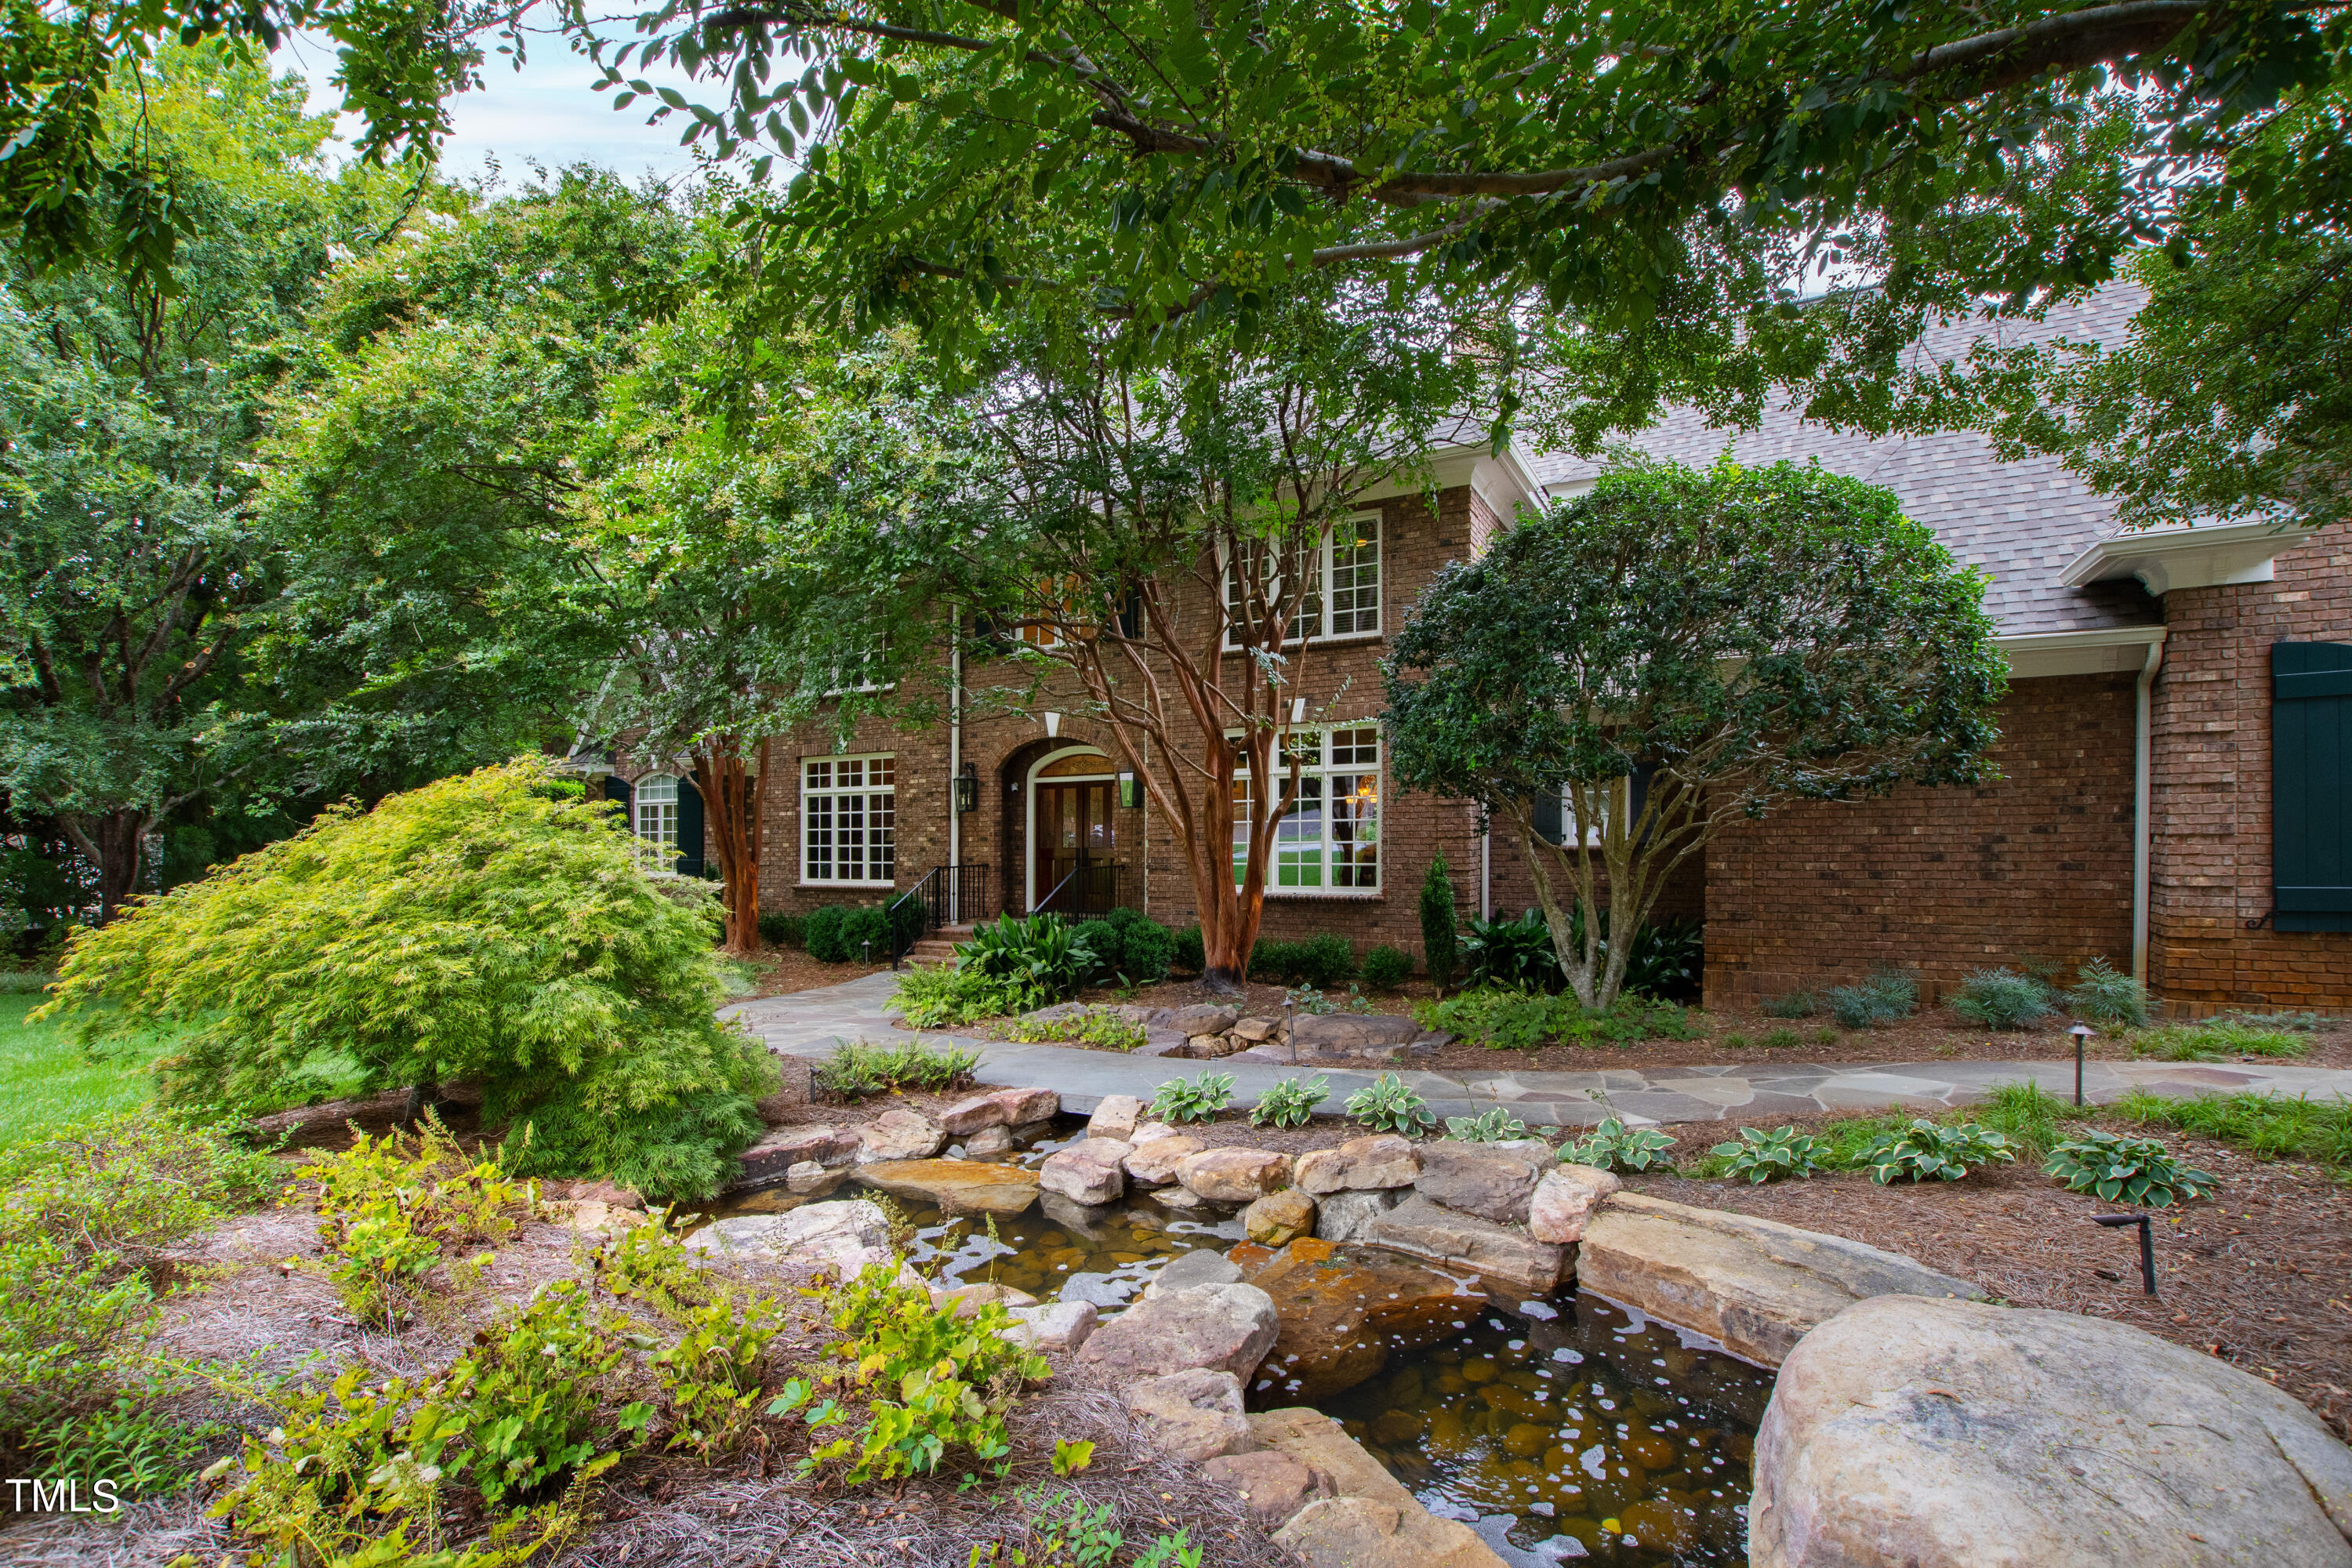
left=1025, top=746, right=1124, bottom=913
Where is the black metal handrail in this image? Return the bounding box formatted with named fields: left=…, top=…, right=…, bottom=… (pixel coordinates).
left=1036, top=859, right=1127, bottom=918
left=888, top=863, right=993, bottom=967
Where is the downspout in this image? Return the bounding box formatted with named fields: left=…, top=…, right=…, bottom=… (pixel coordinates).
left=2132, top=629, right=2169, bottom=989
left=1480, top=818, right=1492, bottom=922
left=949, top=612, right=964, bottom=920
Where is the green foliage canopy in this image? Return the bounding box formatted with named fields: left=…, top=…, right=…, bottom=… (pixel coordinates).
left=35, top=759, right=775, bottom=1200
left=1383, top=459, right=2003, bottom=1006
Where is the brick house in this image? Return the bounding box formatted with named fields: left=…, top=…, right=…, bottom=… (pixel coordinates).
left=597, top=290, right=2351, bottom=1014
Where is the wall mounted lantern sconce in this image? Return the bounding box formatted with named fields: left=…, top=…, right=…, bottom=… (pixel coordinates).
left=1117, top=769, right=1142, bottom=808
left=954, top=761, right=979, bottom=815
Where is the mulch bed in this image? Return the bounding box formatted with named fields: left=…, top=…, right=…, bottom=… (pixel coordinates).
left=1620, top=1112, right=2352, bottom=1442
left=742, top=947, right=892, bottom=997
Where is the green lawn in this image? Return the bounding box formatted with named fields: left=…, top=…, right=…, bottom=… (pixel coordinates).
left=0, top=992, right=162, bottom=1152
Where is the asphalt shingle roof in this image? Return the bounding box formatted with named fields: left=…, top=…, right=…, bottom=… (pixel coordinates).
left=1520, top=286, right=2160, bottom=637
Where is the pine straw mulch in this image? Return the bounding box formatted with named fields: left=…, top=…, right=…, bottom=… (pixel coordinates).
left=5, top=1196, right=1278, bottom=1568
left=743, top=948, right=894, bottom=999
left=1617, top=1109, right=2352, bottom=1442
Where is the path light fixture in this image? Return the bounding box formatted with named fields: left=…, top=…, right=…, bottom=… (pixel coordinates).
left=862, top=939, right=873, bottom=968
left=1044, top=711, right=1062, bottom=739
left=1286, top=996, right=1298, bottom=1065
left=2070, top=1022, right=2093, bottom=1106
left=2092, top=1212, right=2158, bottom=1294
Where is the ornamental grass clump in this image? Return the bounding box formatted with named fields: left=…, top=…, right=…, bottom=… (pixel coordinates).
left=34, top=760, right=773, bottom=1202
left=1951, top=968, right=2056, bottom=1031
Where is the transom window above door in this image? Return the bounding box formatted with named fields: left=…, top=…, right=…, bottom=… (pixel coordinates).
left=803, top=754, right=896, bottom=885
left=1224, top=514, right=1381, bottom=647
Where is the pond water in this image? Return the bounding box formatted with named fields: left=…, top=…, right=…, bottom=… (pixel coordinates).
left=716, top=1124, right=1770, bottom=1563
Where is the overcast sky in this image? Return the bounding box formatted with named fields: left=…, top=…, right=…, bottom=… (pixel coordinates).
left=281, top=18, right=713, bottom=189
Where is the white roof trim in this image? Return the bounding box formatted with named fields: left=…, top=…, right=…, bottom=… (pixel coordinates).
left=1356, top=440, right=1547, bottom=521
left=1998, top=623, right=2166, bottom=680
left=2059, top=519, right=2304, bottom=596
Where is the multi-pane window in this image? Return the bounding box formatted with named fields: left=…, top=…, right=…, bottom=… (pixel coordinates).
left=1230, top=727, right=1381, bottom=893
left=803, top=755, right=896, bottom=884
left=1224, top=515, right=1380, bottom=646
left=633, top=775, right=679, bottom=870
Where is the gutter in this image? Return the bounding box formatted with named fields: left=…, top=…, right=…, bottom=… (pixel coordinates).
left=2132, top=630, right=2168, bottom=989
left=948, top=612, right=964, bottom=916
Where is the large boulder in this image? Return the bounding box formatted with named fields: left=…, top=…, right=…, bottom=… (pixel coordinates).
left=1173, top=1004, right=1241, bottom=1038
left=855, top=1109, right=946, bottom=1164
left=1040, top=1140, right=1130, bottom=1205
left=1526, top=1163, right=1620, bottom=1244
left=1178, top=1147, right=1292, bottom=1203
left=1123, top=1367, right=1253, bottom=1461
left=1123, top=1133, right=1206, bottom=1186
left=1000, top=1300, right=1099, bottom=1353
left=735, top=1123, right=861, bottom=1186
left=1753, top=1294, right=2352, bottom=1568
left=852, top=1159, right=1041, bottom=1215
left=1577, top=1192, right=1985, bottom=1366
left=1204, top=1450, right=1331, bottom=1528
left=1290, top=1012, right=1420, bottom=1055
left=1243, top=1189, right=1318, bottom=1247
left=1142, top=1247, right=1243, bottom=1300
left=1412, top=1140, right=1547, bottom=1225
left=1076, top=1281, right=1279, bottom=1381
left=1294, top=1134, right=1420, bottom=1195
left=1316, top=1188, right=1408, bottom=1243
left=1232, top=1237, right=1483, bottom=1402
left=684, top=1200, right=893, bottom=1276
left=1250, top=1408, right=1509, bottom=1568
left=1359, top=1194, right=1565, bottom=1294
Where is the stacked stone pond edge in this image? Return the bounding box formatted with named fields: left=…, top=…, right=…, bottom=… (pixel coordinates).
left=712, top=1087, right=2352, bottom=1568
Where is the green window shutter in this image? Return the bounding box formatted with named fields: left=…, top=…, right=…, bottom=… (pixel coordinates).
left=603, top=775, right=632, bottom=811
left=2273, top=641, right=2352, bottom=932
left=1532, top=785, right=1564, bottom=845
left=677, top=776, right=707, bottom=877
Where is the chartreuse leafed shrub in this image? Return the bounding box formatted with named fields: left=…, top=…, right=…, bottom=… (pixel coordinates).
left=771, top=1262, right=1049, bottom=1485
left=298, top=1120, right=539, bottom=1329
left=815, top=1039, right=982, bottom=1101
left=1002, top=1007, right=1147, bottom=1052
left=0, top=1109, right=279, bottom=1489
left=1951, top=968, right=2056, bottom=1030
left=36, top=760, right=774, bottom=1202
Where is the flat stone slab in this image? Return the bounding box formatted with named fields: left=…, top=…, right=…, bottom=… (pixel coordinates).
left=1577, top=1192, right=1986, bottom=1367
left=851, top=1159, right=1040, bottom=1214
left=1250, top=1407, right=1509, bottom=1568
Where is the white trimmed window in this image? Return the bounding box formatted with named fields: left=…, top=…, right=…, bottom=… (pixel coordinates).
left=1224, top=514, right=1381, bottom=647
left=802, top=755, right=896, bottom=884
left=1230, top=726, right=1381, bottom=894
left=633, top=775, right=679, bottom=870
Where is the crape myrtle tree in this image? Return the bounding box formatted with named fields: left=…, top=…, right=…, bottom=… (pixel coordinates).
left=1382, top=459, right=2005, bottom=1010
left=818, top=292, right=1502, bottom=992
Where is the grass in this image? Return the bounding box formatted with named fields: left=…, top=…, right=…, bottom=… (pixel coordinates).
left=2129, top=1020, right=2310, bottom=1062
left=0, top=993, right=158, bottom=1154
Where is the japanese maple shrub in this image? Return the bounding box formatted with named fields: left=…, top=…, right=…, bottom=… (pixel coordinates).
left=37, top=759, right=774, bottom=1200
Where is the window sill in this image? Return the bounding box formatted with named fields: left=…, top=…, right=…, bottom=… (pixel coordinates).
left=1258, top=888, right=1384, bottom=901
left=1221, top=629, right=1385, bottom=655
left=798, top=880, right=899, bottom=891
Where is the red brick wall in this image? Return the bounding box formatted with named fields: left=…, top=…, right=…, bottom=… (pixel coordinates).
left=2147, top=524, right=2352, bottom=1009
left=1701, top=673, right=2140, bottom=1008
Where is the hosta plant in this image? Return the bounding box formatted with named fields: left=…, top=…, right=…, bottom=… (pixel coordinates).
left=1711, top=1126, right=1827, bottom=1184
left=1559, top=1116, right=1675, bottom=1173
left=1345, top=1073, right=1436, bottom=1136
left=1149, top=1072, right=1235, bottom=1126
left=1249, top=1076, right=1328, bottom=1129
left=1864, top=1120, right=2016, bottom=1185
left=1443, top=1107, right=1531, bottom=1144
left=2045, top=1130, right=2216, bottom=1208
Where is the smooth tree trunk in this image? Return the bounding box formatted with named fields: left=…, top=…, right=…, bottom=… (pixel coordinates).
left=62, top=808, right=152, bottom=925
left=693, top=735, right=770, bottom=956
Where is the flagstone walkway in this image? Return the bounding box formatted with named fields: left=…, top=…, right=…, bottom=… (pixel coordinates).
left=720, top=971, right=2352, bottom=1128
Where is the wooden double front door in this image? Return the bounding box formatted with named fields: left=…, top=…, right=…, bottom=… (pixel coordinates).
left=1034, top=779, right=1119, bottom=913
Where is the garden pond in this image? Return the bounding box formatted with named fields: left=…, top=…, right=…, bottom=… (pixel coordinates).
left=715, top=1124, right=1773, bottom=1565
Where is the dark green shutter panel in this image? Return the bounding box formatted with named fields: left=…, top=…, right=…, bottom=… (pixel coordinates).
left=604, top=775, right=632, bottom=811
left=677, top=777, right=706, bottom=877
left=2274, top=641, right=2352, bottom=932
left=1532, top=785, right=1564, bottom=845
